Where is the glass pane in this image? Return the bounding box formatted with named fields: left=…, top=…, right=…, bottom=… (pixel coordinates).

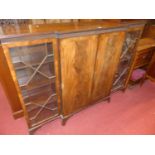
left=16, top=68, right=34, bottom=86
left=9, top=42, right=58, bottom=127
left=112, top=31, right=140, bottom=91
left=38, top=62, right=55, bottom=77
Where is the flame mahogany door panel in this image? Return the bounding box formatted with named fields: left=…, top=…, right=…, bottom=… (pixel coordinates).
left=92, top=32, right=125, bottom=101
left=60, top=35, right=98, bottom=116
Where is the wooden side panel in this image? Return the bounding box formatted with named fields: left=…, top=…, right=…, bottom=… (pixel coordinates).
left=0, top=45, right=23, bottom=118
left=147, top=51, right=155, bottom=80
left=60, top=35, right=98, bottom=116
left=92, top=32, right=125, bottom=101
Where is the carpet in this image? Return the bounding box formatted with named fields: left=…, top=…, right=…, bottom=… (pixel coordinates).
left=0, top=80, right=155, bottom=135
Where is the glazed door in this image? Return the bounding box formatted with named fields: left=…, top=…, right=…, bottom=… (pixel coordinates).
left=60, top=35, right=98, bottom=116
left=92, top=32, right=125, bottom=101
left=112, top=30, right=141, bottom=92
left=3, top=39, right=61, bottom=129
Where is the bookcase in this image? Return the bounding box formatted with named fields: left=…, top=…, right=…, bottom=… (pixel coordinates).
left=0, top=21, right=145, bottom=133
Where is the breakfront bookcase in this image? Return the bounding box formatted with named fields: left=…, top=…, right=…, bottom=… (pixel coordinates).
left=0, top=21, right=145, bottom=133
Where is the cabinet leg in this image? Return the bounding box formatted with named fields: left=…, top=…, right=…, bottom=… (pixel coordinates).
left=29, top=129, right=36, bottom=135
left=61, top=118, right=68, bottom=126
left=122, top=88, right=126, bottom=93
left=107, top=97, right=111, bottom=103
left=140, top=74, right=146, bottom=87
left=29, top=126, right=40, bottom=135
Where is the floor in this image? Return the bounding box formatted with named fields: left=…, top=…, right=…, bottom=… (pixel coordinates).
left=0, top=80, right=155, bottom=135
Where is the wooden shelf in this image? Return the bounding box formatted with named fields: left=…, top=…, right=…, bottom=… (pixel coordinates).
left=137, top=38, right=155, bottom=51
left=20, top=76, right=56, bottom=90
left=28, top=102, right=58, bottom=127
left=23, top=85, right=56, bottom=103
left=13, top=54, right=54, bottom=70
left=30, top=108, right=58, bottom=127
left=24, top=88, right=58, bottom=127
left=26, top=94, right=57, bottom=112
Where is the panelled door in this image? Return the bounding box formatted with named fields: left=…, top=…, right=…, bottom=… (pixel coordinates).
left=3, top=38, right=61, bottom=129
left=92, top=32, right=125, bottom=101
left=60, top=35, right=98, bottom=116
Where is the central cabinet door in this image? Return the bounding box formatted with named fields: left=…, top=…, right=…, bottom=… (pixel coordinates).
left=92, top=32, right=125, bottom=101
left=60, top=35, right=98, bottom=116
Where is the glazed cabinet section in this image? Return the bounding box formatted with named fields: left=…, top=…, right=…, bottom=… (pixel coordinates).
left=3, top=39, right=60, bottom=130
left=112, top=30, right=141, bottom=92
